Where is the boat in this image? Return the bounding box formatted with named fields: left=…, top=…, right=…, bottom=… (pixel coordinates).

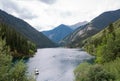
left=35, top=68, right=39, bottom=75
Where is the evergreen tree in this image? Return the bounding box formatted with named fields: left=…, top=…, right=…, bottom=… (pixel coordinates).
left=0, top=23, right=36, bottom=58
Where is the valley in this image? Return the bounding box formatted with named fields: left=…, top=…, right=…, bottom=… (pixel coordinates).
left=0, top=1, right=120, bottom=81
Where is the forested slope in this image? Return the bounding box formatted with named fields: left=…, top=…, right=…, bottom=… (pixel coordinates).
left=74, top=19, right=120, bottom=81
left=0, top=26, right=35, bottom=81
left=0, top=9, right=56, bottom=48
left=84, top=19, right=120, bottom=63
left=0, top=23, right=36, bottom=58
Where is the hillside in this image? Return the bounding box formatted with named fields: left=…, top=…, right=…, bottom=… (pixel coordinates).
left=61, top=9, right=120, bottom=47
left=0, top=23, right=36, bottom=58
left=42, top=24, right=73, bottom=43
left=74, top=19, right=120, bottom=81
left=0, top=9, right=56, bottom=48
left=0, top=27, right=35, bottom=81
left=84, top=19, right=120, bottom=62
left=0, top=38, right=35, bottom=81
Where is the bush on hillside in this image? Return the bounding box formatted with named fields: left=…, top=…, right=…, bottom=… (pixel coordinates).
left=74, top=62, right=115, bottom=81
left=0, top=38, right=35, bottom=81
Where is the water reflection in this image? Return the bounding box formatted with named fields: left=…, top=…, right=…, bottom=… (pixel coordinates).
left=27, top=48, right=93, bottom=81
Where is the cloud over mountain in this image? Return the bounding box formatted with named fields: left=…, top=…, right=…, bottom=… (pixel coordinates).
left=0, top=0, right=37, bottom=19
left=0, top=0, right=120, bottom=31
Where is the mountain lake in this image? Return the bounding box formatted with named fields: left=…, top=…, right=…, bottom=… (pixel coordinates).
left=27, top=48, right=93, bottom=81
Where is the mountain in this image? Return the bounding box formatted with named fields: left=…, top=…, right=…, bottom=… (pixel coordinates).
left=0, top=9, right=56, bottom=48
left=69, top=21, right=88, bottom=30
left=84, top=19, right=120, bottom=59
left=60, top=9, right=120, bottom=47
left=42, top=24, right=73, bottom=43
left=0, top=23, right=36, bottom=58
left=74, top=19, right=120, bottom=81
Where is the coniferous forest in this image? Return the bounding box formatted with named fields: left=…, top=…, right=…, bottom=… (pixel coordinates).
left=0, top=38, right=35, bottom=81
left=0, top=23, right=36, bottom=81
left=0, top=23, right=36, bottom=58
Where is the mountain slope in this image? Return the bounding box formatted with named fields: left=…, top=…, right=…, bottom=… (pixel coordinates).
left=69, top=21, right=88, bottom=30
left=0, top=9, right=56, bottom=48
left=61, top=9, right=120, bottom=47
left=0, top=23, right=36, bottom=58
left=84, top=19, right=120, bottom=61
left=42, top=24, right=73, bottom=43
left=74, top=19, right=120, bottom=81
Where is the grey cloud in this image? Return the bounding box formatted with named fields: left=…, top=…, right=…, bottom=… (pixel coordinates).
left=60, top=11, right=72, bottom=18
left=40, top=0, right=56, bottom=4
left=0, top=0, right=18, bottom=12
left=0, top=0, right=37, bottom=19
left=44, top=9, right=72, bottom=18
left=17, top=9, right=37, bottom=19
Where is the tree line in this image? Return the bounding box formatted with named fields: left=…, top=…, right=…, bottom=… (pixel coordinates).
left=0, top=22, right=37, bottom=81
left=0, top=23, right=36, bottom=58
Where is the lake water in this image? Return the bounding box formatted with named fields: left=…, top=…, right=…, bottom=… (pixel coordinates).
left=27, top=48, right=93, bottom=81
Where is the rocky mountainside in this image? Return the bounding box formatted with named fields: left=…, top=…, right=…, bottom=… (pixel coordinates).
left=60, top=9, right=120, bottom=47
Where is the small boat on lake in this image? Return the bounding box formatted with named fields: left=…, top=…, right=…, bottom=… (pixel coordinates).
left=35, top=68, right=39, bottom=75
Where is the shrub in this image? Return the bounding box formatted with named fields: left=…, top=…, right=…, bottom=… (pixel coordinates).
left=74, top=63, right=115, bottom=81
left=0, top=38, right=35, bottom=81
left=88, top=64, right=114, bottom=81
left=104, top=58, right=120, bottom=81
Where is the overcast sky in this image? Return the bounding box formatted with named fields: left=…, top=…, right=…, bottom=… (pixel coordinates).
left=0, top=0, right=120, bottom=31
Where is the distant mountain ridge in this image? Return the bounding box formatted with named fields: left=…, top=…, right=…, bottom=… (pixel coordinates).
left=69, top=21, right=88, bottom=30
left=61, top=9, right=120, bottom=47
left=0, top=9, right=56, bottom=48
left=42, top=24, right=73, bottom=43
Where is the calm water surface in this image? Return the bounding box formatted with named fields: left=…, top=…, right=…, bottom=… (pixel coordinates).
left=27, top=48, right=93, bottom=81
